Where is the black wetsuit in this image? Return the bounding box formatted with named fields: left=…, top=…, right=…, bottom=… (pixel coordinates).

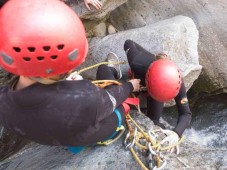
left=0, top=0, right=8, bottom=8
left=0, top=65, right=132, bottom=146
left=124, top=40, right=192, bottom=136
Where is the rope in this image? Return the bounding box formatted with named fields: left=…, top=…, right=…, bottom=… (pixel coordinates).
left=127, top=114, right=153, bottom=144
left=127, top=114, right=185, bottom=151
left=76, top=61, right=184, bottom=170
left=130, top=148, right=149, bottom=170
left=78, top=61, right=127, bottom=74
left=125, top=113, right=186, bottom=170
left=92, top=80, right=122, bottom=88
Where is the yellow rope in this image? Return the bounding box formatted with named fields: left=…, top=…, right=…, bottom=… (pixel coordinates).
left=160, top=136, right=185, bottom=151
left=77, top=61, right=184, bottom=169
left=127, top=114, right=185, bottom=151
left=78, top=61, right=127, bottom=74
left=130, top=148, right=149, bottom=170
left=127, top=114, right=155, bottom=145
left=134, top=132, right=160, bottom=150
left=92, top=80, right=122, bottom=88
left=126, top=112, right=186, bottom=169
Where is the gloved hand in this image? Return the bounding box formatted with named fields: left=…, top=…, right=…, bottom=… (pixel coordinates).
left=160, top=129, right=180, bottom=155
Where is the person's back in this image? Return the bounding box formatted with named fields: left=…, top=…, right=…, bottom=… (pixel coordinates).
left=0, top=78, right=133, bottom=145
left=0, top=0, right=140, bottom=147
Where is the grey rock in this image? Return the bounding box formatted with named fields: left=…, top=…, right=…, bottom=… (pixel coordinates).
left=109, top=0, right=227, bottom=93
left=107, top=24, right=117, bottom=35
left=0, top=111, right=226, bottom=170
left=64, top=0, right=128, bottom=20
left=92, top=22, right=107, bottom=37
left=63, top=0, right=127, bottom=37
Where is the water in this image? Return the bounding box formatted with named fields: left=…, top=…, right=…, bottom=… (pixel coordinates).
left=162, top=94, right=227, bottom=148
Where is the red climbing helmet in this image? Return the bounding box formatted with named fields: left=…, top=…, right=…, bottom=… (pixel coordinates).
left=0, top=0, right=88, bottom=77
left=145, top=59, right=182, bottom=102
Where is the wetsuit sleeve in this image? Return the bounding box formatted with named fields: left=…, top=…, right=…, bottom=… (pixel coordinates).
left=95, top=82, right=133, bottom=122
left=105, top=82, right=133, bottom=107
left=173, top=82, right=192, bottom=136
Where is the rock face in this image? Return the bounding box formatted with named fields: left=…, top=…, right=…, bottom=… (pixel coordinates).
left=0, top=111, right=226, bottom=170
left=109, top=0, right=227, bottom=93
left=79, top=16, right=202, bottom=91
left=64, top=0, right=128, bottom=20
left=0, top=127, right=27, bottom=161
left=1, top=0, right=226, bottom=169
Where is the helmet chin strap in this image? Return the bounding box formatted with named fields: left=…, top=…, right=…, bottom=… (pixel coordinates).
left=29, top=77, right=59, bottom=85
left=28, top=70, right=72, bottom=84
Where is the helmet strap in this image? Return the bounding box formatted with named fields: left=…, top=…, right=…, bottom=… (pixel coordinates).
left=28, top=77, right=59, bottom=85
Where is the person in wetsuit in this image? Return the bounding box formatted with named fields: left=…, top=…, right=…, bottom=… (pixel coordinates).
left=0, top=0, right=7, bottom=8
left=124, top=40, right=192, bottom=154
left=0, top=0, right=140, bottom=147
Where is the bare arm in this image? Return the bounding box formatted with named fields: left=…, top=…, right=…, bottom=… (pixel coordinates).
left=83, top=0, right=102, bottom=10
left=60, top=0, right=102, bottom=10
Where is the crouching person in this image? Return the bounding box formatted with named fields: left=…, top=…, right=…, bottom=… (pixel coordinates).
left=0, top=0, right=140, bottom=153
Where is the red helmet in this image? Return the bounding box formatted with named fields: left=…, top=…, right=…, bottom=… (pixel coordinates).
left=145, top=59, right=182, bottom=102
left=0, top=0, right=88, bottom=77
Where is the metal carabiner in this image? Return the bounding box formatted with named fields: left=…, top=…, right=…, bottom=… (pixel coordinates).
left=148, top=142, right=167, bottom=170
left=148, top=142, right=157, bottom=156
left=153, top=159, right=167, bottom=170
left=148, top=130, right=157, bottom=142
left=124, top=127, right=138, bottom=150
left=124, top=132, right=131, bottom=148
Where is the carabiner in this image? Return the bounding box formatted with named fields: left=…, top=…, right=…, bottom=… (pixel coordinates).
left=124, top=127, right=138, bottom=149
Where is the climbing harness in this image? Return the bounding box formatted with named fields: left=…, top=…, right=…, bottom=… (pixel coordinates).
left=77, top=61, right=127, bottom=75
left=97, top=109, right=125, bottom=145
left=67, top=109, right=125, bottom=153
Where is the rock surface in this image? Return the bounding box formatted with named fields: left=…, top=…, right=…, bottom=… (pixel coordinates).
left=0, top=111, right=226, bottom=170
left=1, top=1, right=226, bottom=169
left=64, top=0, right=128, bottom=20
left=109, top=0, right=227, bottom=93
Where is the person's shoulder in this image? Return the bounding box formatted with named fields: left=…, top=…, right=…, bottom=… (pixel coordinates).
left=60, top=79, right=94, bottom=86
left=55, top=80, right=99, bottom=92
left=0, top=85, right=8, bottom=93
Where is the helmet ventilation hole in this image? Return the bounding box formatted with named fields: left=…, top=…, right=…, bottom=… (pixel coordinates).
left=57, top=44, right=64, bottom=50
left=13, top=47, right=21, bottom=52
left=37, top=56, right=45, bottom=61
left=28, top=47, right=36, bottom=52
left=51, top=55, right=58, bottom=60
left=43, top=46, right=51, bottom=51
left=23, top=57, right=31, bottom=61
